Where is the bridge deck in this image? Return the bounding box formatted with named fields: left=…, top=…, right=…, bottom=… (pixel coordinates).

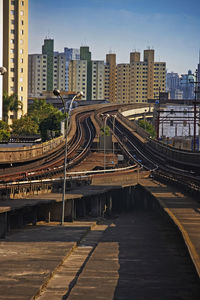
left=0, top=174, right=200, bottom=299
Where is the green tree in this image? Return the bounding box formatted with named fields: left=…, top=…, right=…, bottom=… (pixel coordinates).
left=39, top=111, right=64, bottom=141
left=11, top=115, right=39, bottom=136
left=29, top=99, right=64, bottom=141
left=100, top=125, right=110, bottom=136
left=0, top=120, right=10, bottom=141
left=3, top=92, right=23, bottom=123
left=138, top=119, right=156, bottom=139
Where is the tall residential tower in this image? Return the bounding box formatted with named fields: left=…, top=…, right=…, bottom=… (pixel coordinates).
left=3, top=0, right=28, bottom=119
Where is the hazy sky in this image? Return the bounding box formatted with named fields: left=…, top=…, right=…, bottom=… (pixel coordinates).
left=29, top=0, right=200, bottom=74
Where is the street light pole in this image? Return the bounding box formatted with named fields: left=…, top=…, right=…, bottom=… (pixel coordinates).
left=101, top=114, right=109, bottom=172
left=112, top=115, right=117, bottom=154
left=53, top=89, right=83, bottom=225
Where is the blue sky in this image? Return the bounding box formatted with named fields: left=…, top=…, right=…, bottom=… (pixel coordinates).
left=29, top=0, right=200, bottom=74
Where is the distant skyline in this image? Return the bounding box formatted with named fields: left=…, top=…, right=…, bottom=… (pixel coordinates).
left=29, top=0, right=200, bottom=74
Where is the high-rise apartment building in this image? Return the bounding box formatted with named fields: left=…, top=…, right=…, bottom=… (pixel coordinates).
left=64, top=47, right=80, bottom=91
left=42, top=39, right=54, bottom=92
left=91, top=61, right=105, bottom=100
left=53, top=52, right=66, bottom=91
left=125, top=49, right=166, bottom=103
left=3, top=0, right=28, bottom=119
left=117, top=64, right=130, bottom=103
left=68, top=60, right=87, bottom=100
left=105, top=53, right=116, bottom=103
left=130, top=50, right=166, bottom=103
left=29, top=40, right=66, bottom=98
left=28, top=54, right=47, bottom=97
left=0, top=0, right=3, bottom=119
left=80, top=46, right=92, bottom=100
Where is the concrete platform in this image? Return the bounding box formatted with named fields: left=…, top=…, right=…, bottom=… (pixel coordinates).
left=0, top=221, right=96, bottom=300
left=39, top=213, right=200, bottom=300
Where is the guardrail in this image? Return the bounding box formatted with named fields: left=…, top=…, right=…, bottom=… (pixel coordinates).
left=0, top=136, right=64, bottom=164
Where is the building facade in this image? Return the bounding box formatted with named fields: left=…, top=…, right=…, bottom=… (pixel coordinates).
left=0, top=0, right=3, bottom=119
left=42, top=39, right=54, bottom=92
left=115, top=50, right=166, bottom=104
left=64, top=47, right=80, bottom=91
left=3, top=0, right=28, bottom=119
left=53, top=52, right=66, bottom=92
left=68, top=60, right=87, bottom=100
left=91, top=61, right=105, bottom=100
left=105, top=53, right=116, bottom=103
left=28, top=54, right=47, bottom=97
left=117, top=64, right=130, bottom=103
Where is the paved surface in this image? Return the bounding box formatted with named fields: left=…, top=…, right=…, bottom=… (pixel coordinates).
left=0, top=221, right=96, bottom=300
left=140, top=178, right=200, bottom=278
left=38, top=213, right=200, bottom=300
left=0, top=173, right=200, bottom=299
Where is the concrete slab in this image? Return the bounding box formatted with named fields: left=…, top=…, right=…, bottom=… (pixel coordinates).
left=0, top=221, right=96, bottom=300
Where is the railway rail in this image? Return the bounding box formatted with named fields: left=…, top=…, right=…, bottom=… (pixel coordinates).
left=0, top=112, right=96, bottom=184
left=104, top=114, right=200, bottom=199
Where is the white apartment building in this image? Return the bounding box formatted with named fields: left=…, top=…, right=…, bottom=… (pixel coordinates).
left=28, top=52, right=66, bottom=97
left=91, top=61, right=105, bottom=100
left=53, top=52, right=66, bottom=91
left=68, top=60, right=87, bottom=100
left=28, top=54, right=47, bottom=97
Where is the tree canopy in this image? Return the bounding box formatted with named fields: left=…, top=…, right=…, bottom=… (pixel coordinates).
left=11, top=115, right=39, bottom=136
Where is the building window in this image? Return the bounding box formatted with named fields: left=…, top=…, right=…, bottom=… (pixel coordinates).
left=20, top=77, right=23, bottom=82
left=20, top=86, right=23, bottom=91
left=20, top=58, right=23, bottom=63
left=20, top=10, right=24, bottom=16
left=11, top=58, right=14, bottom=63
left=20, top=49, right=23, bottom=54
left=21, top=1, right=24, bottom=5
left=170, top=120, right=173, bottom=126
left=20, top=68, right=23, bottom=73
left=20, top=96, right=23, bottom=101
left=20, top=30, right=24, bottom=35
left=11, top=1, right=15, bottom=5
left=11, top=39, right=15, bottom=44
left=21, top=20, right=24, bottom=25
left=20, top=39, right=23, bottom=44
left=11, top=20, right=15, bottom=24
left=11, top=10, right=15, bottom=15
left=11, top=29, right=15, bottom=34
left=11, top=77, right=14, bottom=82
left=10, top=68, right=14, bottom=72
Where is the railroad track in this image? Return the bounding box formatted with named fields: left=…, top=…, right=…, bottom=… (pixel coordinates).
left=105, top=114, right=200, bottom=198
left=0, top=112, right=96, bottom=183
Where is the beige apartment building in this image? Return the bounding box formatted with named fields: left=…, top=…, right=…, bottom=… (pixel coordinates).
left=3, top=0, right=28, bottom=119
left=68, top=60, right=87, bottom=100
left=117, top=64, right=130, bottom=103
left=91, top=61, right=105, bottom=100
left=116, top=49, right=166, bottom=104
left=105, top=53, right=116, bottom=103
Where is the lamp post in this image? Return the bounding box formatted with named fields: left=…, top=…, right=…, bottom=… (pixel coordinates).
left=144, top=109, right=147, bottom=131
left=53, top=89, right=83, bottom=225
left=112, top=115, right=117, bottom=154
left=101, top=113, right=109, bottom=172
left=0, top=67, right=7, bottom=121
left=0, top=67, right=7, bottom=75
